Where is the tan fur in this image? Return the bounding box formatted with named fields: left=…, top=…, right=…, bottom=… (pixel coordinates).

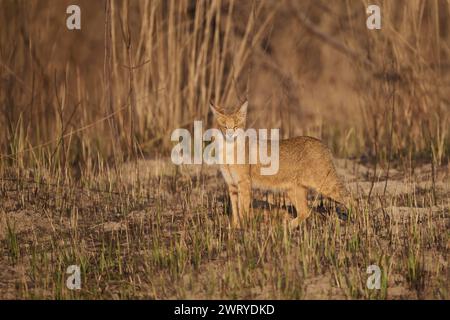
left=210, top=101, right=353, bottom=228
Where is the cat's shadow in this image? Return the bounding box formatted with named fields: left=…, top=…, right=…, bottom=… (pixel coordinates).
left=218, top=194, right=348, bottom=221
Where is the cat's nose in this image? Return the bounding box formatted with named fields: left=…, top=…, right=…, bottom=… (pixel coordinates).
left=225, top=129, right=234, bottom=139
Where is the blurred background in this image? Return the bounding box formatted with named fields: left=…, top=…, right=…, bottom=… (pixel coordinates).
left=0, top=0, right=449, bottom=174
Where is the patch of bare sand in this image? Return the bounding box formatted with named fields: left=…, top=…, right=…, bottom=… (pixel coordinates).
left=0, top=209, right=55, bottom=241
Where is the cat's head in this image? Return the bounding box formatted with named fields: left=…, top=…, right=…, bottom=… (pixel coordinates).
left=210, top=100, right=248, bottom=140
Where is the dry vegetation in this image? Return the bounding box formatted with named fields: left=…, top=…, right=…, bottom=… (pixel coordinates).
left=0, top=0, right=449, bottom=299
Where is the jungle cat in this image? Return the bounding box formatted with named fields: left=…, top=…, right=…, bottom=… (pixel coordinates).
left=210, top=100, right=353, bottom=228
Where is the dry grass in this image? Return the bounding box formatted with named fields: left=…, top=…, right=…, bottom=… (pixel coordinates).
left=0, top=0, right=449, bottom=299
left=0, top=159, right=448, bottom=299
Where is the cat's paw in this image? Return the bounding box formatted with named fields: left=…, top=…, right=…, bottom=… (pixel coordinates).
left=288, top=217, right=300, bottom=231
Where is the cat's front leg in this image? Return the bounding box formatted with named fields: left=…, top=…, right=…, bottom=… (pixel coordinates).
left=228, top=185, right=240, bottom=227
left=237, top=179, right=252, bottom=225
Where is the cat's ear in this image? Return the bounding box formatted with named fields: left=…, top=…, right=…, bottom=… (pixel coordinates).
left=209, top=101, right=225, bottom=118
left=237, top=100, right=248, bottom=118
